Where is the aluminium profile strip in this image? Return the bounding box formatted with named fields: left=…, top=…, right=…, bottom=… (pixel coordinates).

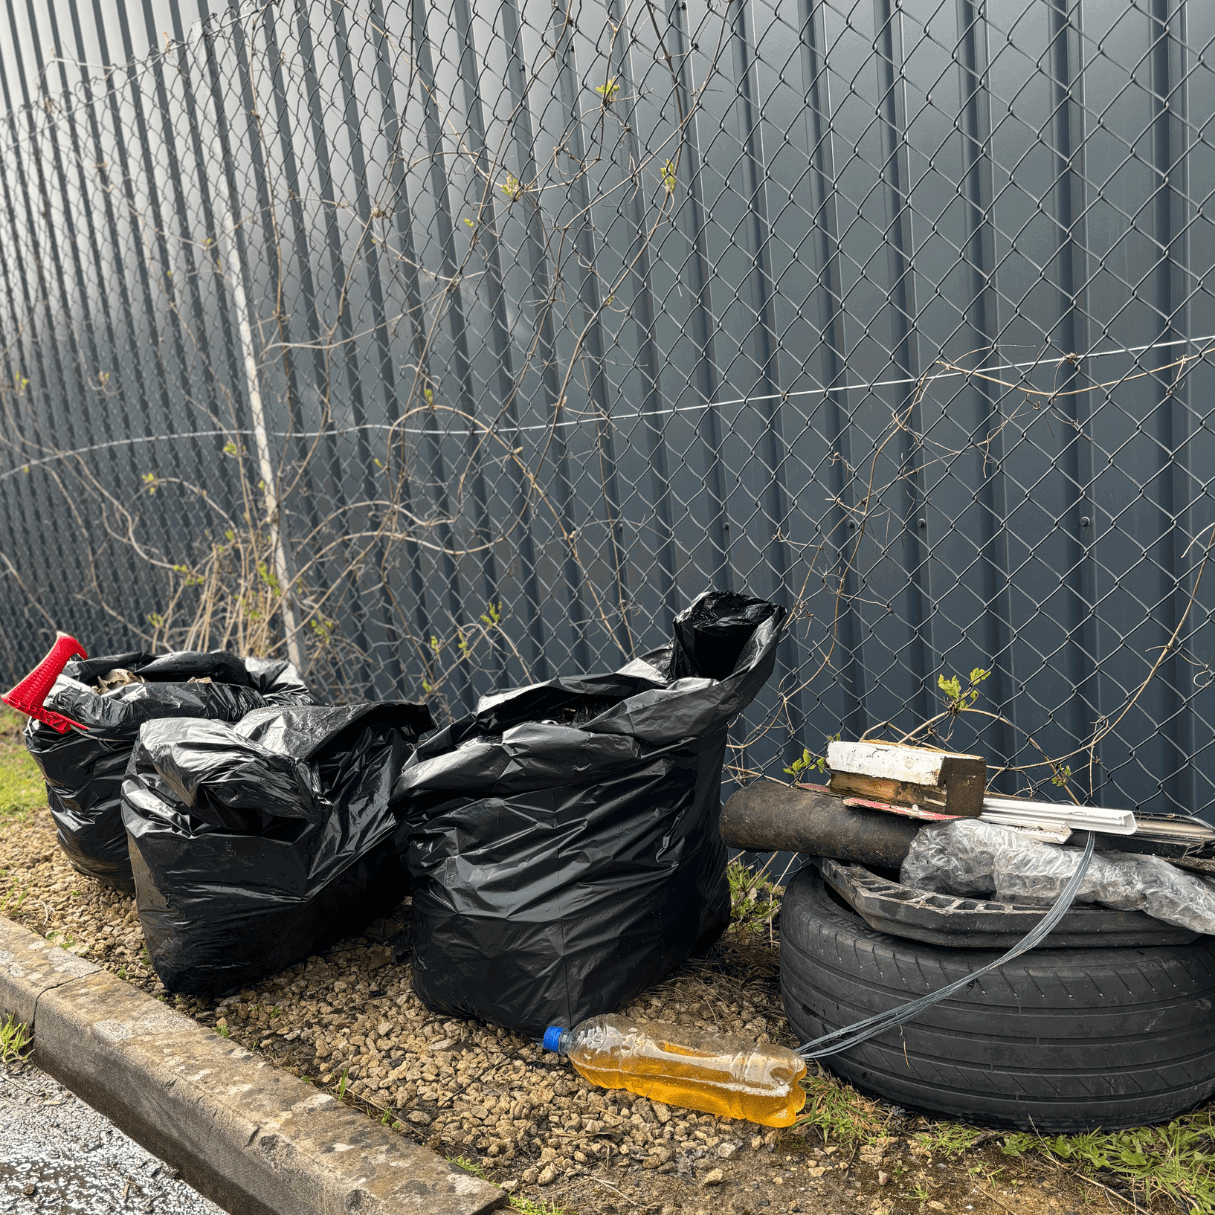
left=981, top=797, right=1136, bottom=835
left=981, top=810, right=1133, bottom=837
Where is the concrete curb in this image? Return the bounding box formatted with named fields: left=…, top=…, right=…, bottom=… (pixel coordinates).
left=0, top=915, right=506, bottom=1215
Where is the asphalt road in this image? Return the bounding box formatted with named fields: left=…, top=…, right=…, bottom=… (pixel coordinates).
left=0, top=1057, right=225, bottom=1214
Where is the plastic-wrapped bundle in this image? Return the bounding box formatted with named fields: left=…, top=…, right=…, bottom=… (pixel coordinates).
left=902, top=818, right=1215, bottom=936
left=395, top=591, right=785, bottom=1036
left=122, top=702, right=433, bottom=995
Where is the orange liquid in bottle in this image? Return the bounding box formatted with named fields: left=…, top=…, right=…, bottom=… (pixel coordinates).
left=559, top=1015, right=807, bottom=1127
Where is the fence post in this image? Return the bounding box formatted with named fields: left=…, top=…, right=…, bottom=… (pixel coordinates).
left=211, top=133, right=303, bottom=672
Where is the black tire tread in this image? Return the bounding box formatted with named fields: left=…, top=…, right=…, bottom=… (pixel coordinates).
left=780, top=863, right=1215, bottom=1131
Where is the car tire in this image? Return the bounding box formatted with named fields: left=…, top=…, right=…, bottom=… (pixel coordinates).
left=780, top=861, right=1215, bottom=1131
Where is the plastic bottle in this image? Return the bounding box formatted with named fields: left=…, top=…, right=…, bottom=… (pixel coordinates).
left=542, top=1014, right=807, bottom=1127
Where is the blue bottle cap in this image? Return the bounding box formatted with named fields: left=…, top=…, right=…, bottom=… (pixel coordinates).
left=542, top=1026, right=566, bottom=1053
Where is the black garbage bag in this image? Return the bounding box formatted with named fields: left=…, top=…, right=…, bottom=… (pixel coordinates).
left=669, top=590, right=782, bottom=680
left=61, top=649, right=314, bottom=707
left=121, top=701, right=434, bottom=995
left=22, top=650, right=316, bottom=891
left=395, top=591, right=786, bottom=1036
left=24, top=677, right=270, bottom=890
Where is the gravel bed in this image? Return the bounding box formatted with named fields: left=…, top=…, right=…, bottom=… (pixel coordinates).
left=0, top=801, right=1088, bottom=1215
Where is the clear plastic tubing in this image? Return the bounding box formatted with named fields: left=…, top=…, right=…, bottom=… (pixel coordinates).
left=543, top=1014, right=807, bottom=1127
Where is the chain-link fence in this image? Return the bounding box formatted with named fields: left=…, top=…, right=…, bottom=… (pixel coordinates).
left=0, top=0, right=1212, bottom=818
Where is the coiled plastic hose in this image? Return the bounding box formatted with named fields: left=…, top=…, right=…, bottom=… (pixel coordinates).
left=795, top=830, right=1097, bottom=1060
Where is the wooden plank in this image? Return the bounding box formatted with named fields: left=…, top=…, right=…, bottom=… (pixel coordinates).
left=827, top=741, right=987, bottom=817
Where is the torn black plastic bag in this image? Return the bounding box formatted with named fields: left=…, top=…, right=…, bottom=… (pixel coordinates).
left=61, top=649, right=315, bottom=707
left=121, top=702, right=434, bottom=995
left=396, top=592, right=786, bottom=1036
left=24, top=677, right=269, bottom=890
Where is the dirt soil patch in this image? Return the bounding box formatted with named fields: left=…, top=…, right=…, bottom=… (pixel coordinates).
left=0, top=725, right=1154, bottom=1215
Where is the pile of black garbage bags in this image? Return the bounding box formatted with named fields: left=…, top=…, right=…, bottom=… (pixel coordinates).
left=25, top=650, right=314, bottom=889
left=21, top=591, right=785, bottom=1033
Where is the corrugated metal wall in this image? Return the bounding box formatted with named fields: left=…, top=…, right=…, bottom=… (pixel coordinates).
left=0, top=0, right=1213, bottom=818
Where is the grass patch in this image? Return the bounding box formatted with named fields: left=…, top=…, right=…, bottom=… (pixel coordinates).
left=914, top=1123, right=996, bottom=1158
left=508, top=1199, right=567, bottom=1215
left=794, top=1069, right=892, bottom=1146
left=794, top=1069, right=1215, bottom=1210
left=793, top=1071, right=1215, bottom=1212
left=0, top=708, right=42, bottom=820
left=0, top=1013, right=31, bottom=1062
left=727, top=858, right=782, bottom=936
left=1004, top=1115, right=1215, bottom=1214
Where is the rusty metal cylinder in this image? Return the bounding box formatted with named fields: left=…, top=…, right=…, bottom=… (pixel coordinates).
left=721, top=780, right=921, bottom=868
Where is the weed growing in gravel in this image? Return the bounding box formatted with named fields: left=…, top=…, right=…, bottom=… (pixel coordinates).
left=1004, top=1115, right=1215, bottom=1214
left=914, top=1123, right=997, bottom=1158
left=448, top=1156, right=568, bottom=1215
left=0, top=1013, right=31, bottom=1061
left=727, top=859, right=782, bottom=936
left=509, top=1199, right=567, bottom=1215
left=0, top=881, right=28, bottom=915
left=795, top=1068, right=891, bottom=1145
left=45, top=929, right=87, bottom=956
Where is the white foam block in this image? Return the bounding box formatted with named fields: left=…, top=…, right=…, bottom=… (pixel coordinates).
left=827, top=740, right=977, bottom=785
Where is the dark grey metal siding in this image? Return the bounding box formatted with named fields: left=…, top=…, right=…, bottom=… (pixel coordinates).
left=0, top=0, right=1212, bottom=818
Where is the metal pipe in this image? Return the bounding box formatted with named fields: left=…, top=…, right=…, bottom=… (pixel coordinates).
left=212, top=132, right=302, bottom=672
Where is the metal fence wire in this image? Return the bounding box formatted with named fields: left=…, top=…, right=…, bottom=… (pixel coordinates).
left=0, top=0, right=1212, bottom=819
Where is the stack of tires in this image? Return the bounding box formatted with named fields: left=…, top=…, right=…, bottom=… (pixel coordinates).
left=779, top=862, right=1215, bottom=1132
